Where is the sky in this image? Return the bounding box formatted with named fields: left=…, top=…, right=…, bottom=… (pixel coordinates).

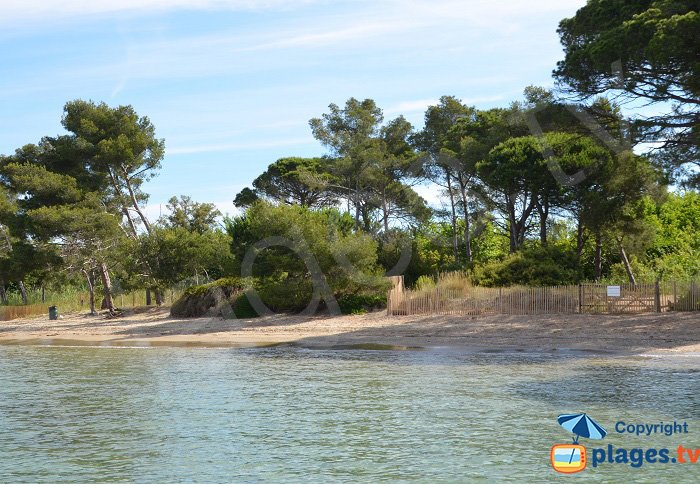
left=0, top=0, right=588, bottom=219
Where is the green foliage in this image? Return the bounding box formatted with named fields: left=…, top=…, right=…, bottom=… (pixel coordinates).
left=310, top=98, right=431, bottom=232
left=228, top=202, right=382, bottom=283
left=161, top=195, right=221, bottom=234
left=231, top=292, right=259, bottom=318
left=235, top=157, right=338, bottom=208
left=336, top=293, right=387, bottom=314
left=376, top=226, right=454, bottom=286
left=255, top=276, right=314, bottom=313
left=472, top=245, right=580, bottom=287
left=606, top=256, right=657, bottom=285
left=226, top=201, right=389, bottom=313
left=554, top=0, right=699, bottom=186
left=1, top=85, right=698, bottom=310
left=470, top=221, right=510, bottom=264
left=123, top=227, right=234, bottom=291
left=643, top=191, right=700, bottom=279
left=171, top=277, right=247, bottom=317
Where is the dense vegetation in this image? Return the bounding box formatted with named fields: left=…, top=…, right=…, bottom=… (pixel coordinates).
left=0, top=1, right=698, bottom=315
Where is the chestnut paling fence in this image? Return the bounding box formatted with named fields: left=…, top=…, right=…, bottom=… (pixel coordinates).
left=0, top=288, right=185, bottom=322
left=387, top=276, right=700, bottom=316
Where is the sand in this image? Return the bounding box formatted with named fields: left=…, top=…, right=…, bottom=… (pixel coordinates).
left=1, top=307, right=699, bottom=354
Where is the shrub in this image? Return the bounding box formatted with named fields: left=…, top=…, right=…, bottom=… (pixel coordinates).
left=255, top=277, right=314, bottom=312
left=414, top=275, right=436, bottom=291
left=231, top=292, right=259, bottom=318
left=336, top=293, right=387, bottom=314
left=226, top=201, right=386, bottom=298
left=171, top=277, right=247, bottom=317
left=436, top=271, right=473, bottom=292
left=472, top=246, right=579, bottom=286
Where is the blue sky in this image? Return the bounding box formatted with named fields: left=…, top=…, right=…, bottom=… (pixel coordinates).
left=0, top=0, right=587, bottom=218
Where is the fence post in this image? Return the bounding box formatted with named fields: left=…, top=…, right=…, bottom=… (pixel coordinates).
left=578, top=284, right=582, bottom=314
left=672, top=281, right=677, bottom=310
left=655, top=279, right=661, bottom=313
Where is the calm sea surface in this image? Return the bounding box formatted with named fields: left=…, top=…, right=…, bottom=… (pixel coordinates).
left=0, top=345, right=698, bottom=482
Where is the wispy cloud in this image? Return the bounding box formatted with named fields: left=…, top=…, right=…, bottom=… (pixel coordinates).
left=0, top=0, right=322, bottom=22
left=385, top=99, right=439, bottom=116
left=167, top=137, right=313, bottom=155
left=385, top=95, right=508, bottom=117
left=1, top=0, right=588, bottom=210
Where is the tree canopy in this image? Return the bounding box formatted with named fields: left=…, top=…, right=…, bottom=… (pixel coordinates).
left=554, top=0, right=700, bottom=186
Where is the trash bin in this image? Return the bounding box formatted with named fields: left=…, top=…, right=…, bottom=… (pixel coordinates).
left=49, top=306, right=58, bottom=320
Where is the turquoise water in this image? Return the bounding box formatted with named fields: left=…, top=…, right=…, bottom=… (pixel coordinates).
left=0, top=346, right=698, bottom=482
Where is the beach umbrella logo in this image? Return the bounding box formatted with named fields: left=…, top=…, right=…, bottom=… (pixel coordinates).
left=551, top=413, right=607, bottom=474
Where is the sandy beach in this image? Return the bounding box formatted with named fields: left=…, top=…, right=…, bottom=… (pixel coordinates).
left=1, top=307, right=698, bottom=354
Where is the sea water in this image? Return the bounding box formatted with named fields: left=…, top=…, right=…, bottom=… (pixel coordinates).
left=0, top=345, right=698, bottom=482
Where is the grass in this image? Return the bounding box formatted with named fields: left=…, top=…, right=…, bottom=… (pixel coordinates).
left=413, top=271, right=474, bottom=294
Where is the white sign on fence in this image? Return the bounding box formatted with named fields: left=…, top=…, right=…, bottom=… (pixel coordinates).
left=607, top=285, right=621, bottom=297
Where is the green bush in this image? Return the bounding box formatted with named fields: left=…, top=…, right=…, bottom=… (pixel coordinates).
left=472, top=245, right=579, bottom=286
left=231, top=292, right=259, bottom=318
left=226, top=201, right=385, bottom=296
left=336, top=293, right=387, bottom=314
left=255, top=277, right=314, bottom=312
left=171, top=277, right=247, bottom=317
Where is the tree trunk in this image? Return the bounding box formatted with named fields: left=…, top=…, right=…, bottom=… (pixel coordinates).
left=83, top=270, right=96, bottom=315
left=617, top=237, right=637, bottom=287
left=146, top=288, right=152, bottom=306
left=361, top=205, right=372, bottom=233
left=576, top=219, right=585, bottom=261
left=381, top=188, right=389, bottom=232
left=536, top=199, right=549, bottom=246
left=41, top=286, right=45, bottom=303
left=99, top=262, right=115, bottom=312
left=594, top=232, right=603, bottom=281
left=0, top=282, right=7, bottom=305
left=121, top=166, right=152, bottom=234
left=445, top=171, right=459, bottom=263
left=354, top=187, right=361, bottom=230
left=457, top=177, right=472, bottom=264
left=18, top=280, right=28, bottom=305
left=107, top=168, right=139, bottom=237
left=507, top=197, right=518, bottom=254
left=154, top=288, right=163, bottom=306
left=122, top=207, right=139, bottom=238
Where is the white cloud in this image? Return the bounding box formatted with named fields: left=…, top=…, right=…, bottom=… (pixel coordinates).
left=0, top=0, right=586, bottom=94
left=385, top=99, right=439, bottom=116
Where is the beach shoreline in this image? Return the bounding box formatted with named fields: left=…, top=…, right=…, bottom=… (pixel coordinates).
left=1, top=307, right=698, bottom=354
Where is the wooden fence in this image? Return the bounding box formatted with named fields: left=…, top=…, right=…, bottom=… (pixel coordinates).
left=387, top=277, right=700, bottom=316
left=0, top=289, right=184, bottom=322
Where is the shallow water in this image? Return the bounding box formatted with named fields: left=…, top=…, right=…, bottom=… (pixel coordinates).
left=0, top=346, right=698, bottom=482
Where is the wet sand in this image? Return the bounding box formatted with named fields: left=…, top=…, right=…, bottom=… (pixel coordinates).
left=1, top=307, right=699, bottom=354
